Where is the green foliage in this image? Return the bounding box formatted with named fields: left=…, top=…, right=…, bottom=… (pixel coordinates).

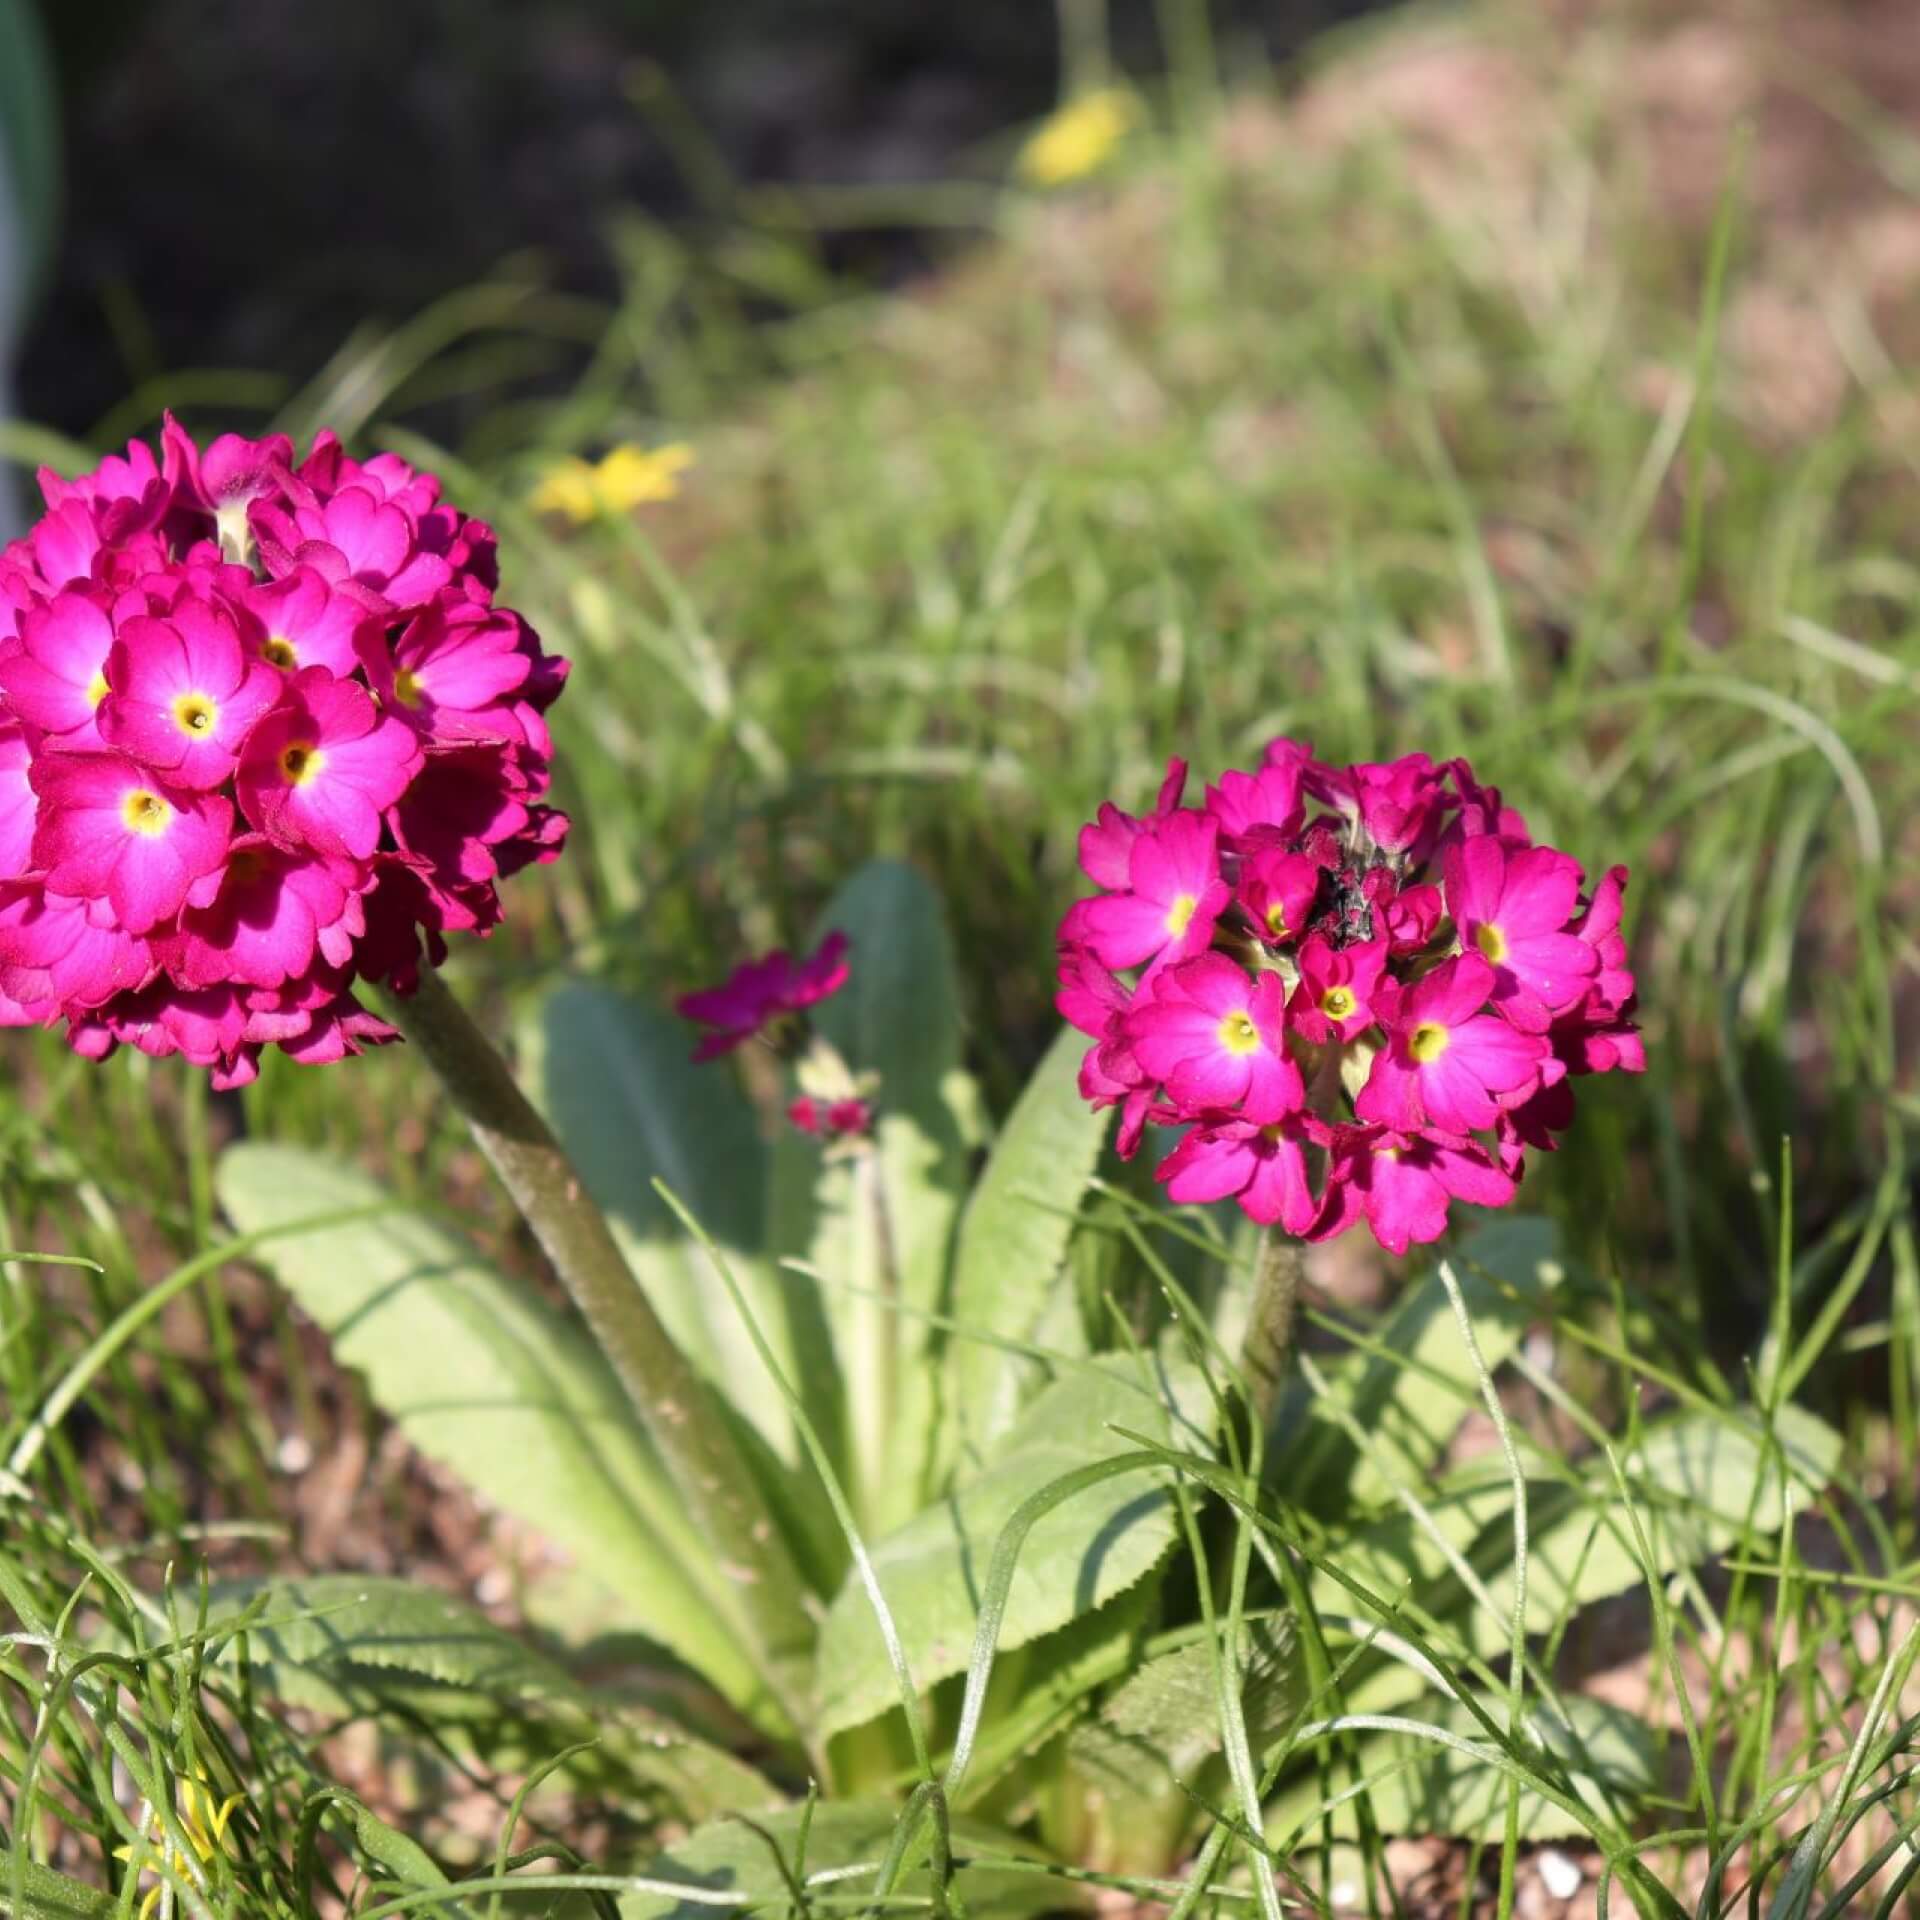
left=214, top=1146, right=764, bottom=1711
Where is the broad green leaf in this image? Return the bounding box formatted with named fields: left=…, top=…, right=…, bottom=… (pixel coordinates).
left=947, top=1023, right=1112, bottom=1464
left=950, top=1584, right=1155, bottom=1805
left=0, top=1859, right=117, bottom=1920
left=1318, top=1403, right=1843, bottom=1713
left=215, top=1146, right=770, bottom=1722
left=1065, top=1610, right=1300, bottom=1867
left=805, top=859, right=972, bottom=1319
left=778, top=861, right=977, bottom=1528
left=1268, top=1692, right=1661, bottom=1843
left=193, top=1575, right=778, bottom=1822
left=530, top=984, right=835, bottom=1467
left=1290, top=1215, right=1563, bottom=1512
left=620, top=1799, right=1086, bottom=1920
left=817, top=1355, right=1210, bottom=1737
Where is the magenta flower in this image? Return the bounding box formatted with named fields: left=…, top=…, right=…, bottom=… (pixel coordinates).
left=1205, top=760, right=1307, bottom=845
left=1067, top=809, right=1229, bottom=975
left=1356, top=954, right=1550, bottom=1136
left=1058, top=740, right=1641, bottom=1253
left=1156, top=1113, right=1320, bottom=1234
left=30, top=755, right=232, bottom=936
left=1126, top=953, right=1303, bottom=1123
left=238, top=667, right=423, bottom=866
left=1288, top=933, right=1387, bottom=1045
left=166, top=837, right=364, bottom=990
left=0, top=724, right=36, bottom=876
left=676, top=932, right=851, bottom=1061
left=100, top=597, right=281, bottom=789
left=240, top=568, right=371, bottom=676
left=0, top=593, right=116, bottom=747
left=787, top=1095, right=873, bottom=1140
left=1236, top=844, right=1322, bottom=947
left=1444, top=837, right=1598, bottom=1032
left=357, top=599, right=532, bottom=745
left=0, top=421, right=567, bottom=1084
left=1077, top=756, right=1188, bottom=888
left=1318, top=1125, right=1517, bottom=1256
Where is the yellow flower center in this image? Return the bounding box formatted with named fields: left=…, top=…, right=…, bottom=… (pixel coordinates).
left=1217, top=1009, right=1261, bottom=1056
left=1475, top=921, right=1509, bottom=964
left=1408, top=1021, right=1451, bottom=1064
left=1165, top=892, right=1197, bottom=938
left=391, top=666, right=424, bottom=707
left=1320, top=985, right=1357, bottom=1023
left=1265, top=900, right=1289, bottom=936
left=86, top=669, right=110, bottom=708
left=278, top=740, right=324, bottom=787
left=172, top=692, right=218, bottom=737
left=261, top=635, right=298, bottom=668
left=121, top=789, right=172, bottom=837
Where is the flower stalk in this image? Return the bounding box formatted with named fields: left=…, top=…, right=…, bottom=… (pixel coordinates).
left=1242, top=1228, right=1304, bottom=1434
left=385, top=967, right=813, bottom=1727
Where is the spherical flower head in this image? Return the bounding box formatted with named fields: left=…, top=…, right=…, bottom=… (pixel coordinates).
left=1056, top=740, right=1641, bottom=1253
left=100, top=597, right=281, bottom=789
left=0, top=419, right=569, bottom=1084
left=677, top=932, right=852, bottom=1061
left=1126, top=953, right=1303, bottom=1124
left=29, top=754, right=232, bottom=936
left=237, top=666, right=423, bottom=866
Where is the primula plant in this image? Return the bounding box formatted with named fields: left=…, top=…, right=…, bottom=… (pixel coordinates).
left=0, top=426, right=1840, bottom=1920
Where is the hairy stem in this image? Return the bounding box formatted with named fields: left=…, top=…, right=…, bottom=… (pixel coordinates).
left=384, top=968, right=811, bottom=1730
left=1242, top=1229, right=1304, bottom=1435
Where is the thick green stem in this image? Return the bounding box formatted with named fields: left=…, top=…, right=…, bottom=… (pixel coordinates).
left=385, top=968, right=811, bottom=1728
left=1242, top=1230, right=1304, bottom=1435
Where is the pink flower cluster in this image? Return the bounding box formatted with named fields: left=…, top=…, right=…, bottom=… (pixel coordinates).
left=0, top=419, right=567, bottom=1086
left=677, top=931, right=870, bottom=1140
left=1058, top=744, right=1642, bottom=1254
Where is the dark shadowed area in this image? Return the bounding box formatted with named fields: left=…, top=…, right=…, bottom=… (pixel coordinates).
left=21, top=0, right=1388, bottom=434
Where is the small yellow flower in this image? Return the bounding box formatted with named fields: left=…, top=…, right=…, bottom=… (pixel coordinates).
left=115, top=1773, right=245, bottom=1920
left=1017, top=88, right=1140, bottom=187
left=529, top=442, right=695, bottom=524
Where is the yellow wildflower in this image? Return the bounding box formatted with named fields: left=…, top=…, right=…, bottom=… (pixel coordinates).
left=1017, top=88, right=1140, bottom=188
left=115, top=1772, right=245, bottom=1920
left=528, top=442, right=695, bottom=524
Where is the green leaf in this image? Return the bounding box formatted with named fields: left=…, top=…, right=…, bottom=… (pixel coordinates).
left=1290, top=1215, right=1564, bottom=1512
left=777, top=860, right=977, bottom=1527
left=805, top=859, right=972, bottom=1317
left=947, top=1023, right=1112, bottom=1465
left=620, top=1799, right=1086, bottom=1920
left=1268, top=1692, right=1661, bottom=1843
left=194, top=1574, right=778, bottom=1822
left=530, top=984, right=837, bottom=1470
left=1064, top=1611, right=1301, bottom=1871
left=0, top=1859, right=117, bottom=1920
left=215, top=1146, right=767, bottom=1720
left=816, top=1355, right=1210, bottom=1737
